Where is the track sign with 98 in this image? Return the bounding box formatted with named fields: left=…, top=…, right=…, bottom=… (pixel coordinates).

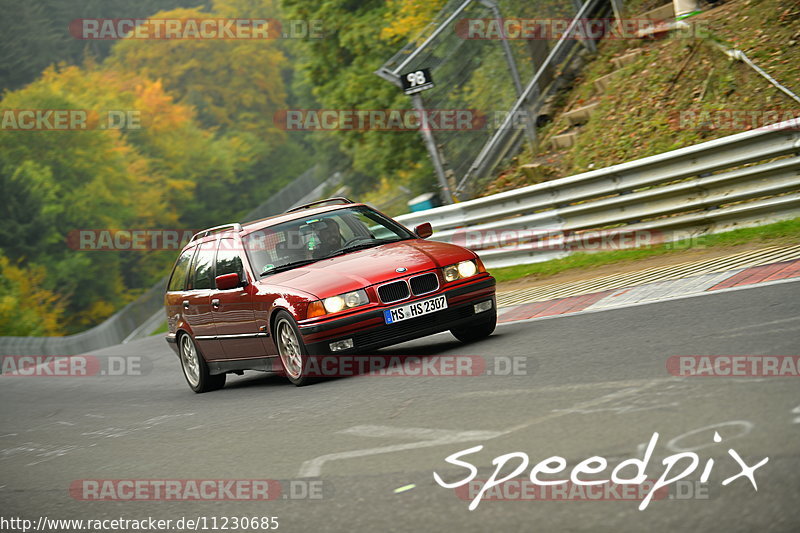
left=401, top=68, right=434, bottom=95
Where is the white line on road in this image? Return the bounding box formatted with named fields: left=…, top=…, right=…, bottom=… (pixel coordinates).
left=297, top=380, right=664, bottom=477
left=297, top=426, right=505, bottom=478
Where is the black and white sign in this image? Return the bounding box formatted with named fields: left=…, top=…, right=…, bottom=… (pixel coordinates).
left=400, top=68, right=434, bottom=95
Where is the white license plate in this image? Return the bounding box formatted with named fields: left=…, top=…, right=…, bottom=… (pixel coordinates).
left=383, top=295, right=447, bottom=324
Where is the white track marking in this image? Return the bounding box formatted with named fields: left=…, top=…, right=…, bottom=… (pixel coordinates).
left=666, top=421, right=754, bottom=453
left=297, top=426, right=503, bottom=478
left=298, top=380, right=664, bottom=477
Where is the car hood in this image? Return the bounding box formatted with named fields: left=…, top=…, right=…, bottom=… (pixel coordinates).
left=258, top=239, right=476, bottom=298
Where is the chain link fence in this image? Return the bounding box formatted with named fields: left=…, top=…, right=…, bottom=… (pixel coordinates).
left=376, top=0, right=612, bottom=200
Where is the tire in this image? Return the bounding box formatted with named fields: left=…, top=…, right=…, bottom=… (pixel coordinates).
left=179, top=333, right=226, bottom=393
left=450, top=310, right=497, bottom=343
left=274, top=311, right=314, bottom=386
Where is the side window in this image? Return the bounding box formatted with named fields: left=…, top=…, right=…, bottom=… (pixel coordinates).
left=190, top=241, right=216, bottom=290
left=216, top=239, right=244, bottom=281
left=167, top=247, right=196, bottom=292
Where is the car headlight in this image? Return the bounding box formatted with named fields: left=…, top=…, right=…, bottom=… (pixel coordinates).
left=443, top=260, right=479, bottom=282
left=443, top=265, right=459, bottom=282
left=323, top=289, right=369, bottom=314
left=458, top=260, right=477, bottom=278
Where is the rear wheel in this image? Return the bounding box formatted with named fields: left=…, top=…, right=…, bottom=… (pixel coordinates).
left=179, top=333, right=226, bottom=393
left=275, top=311, right=314, bottom=386
left=451, top=310, right=497, bottom=343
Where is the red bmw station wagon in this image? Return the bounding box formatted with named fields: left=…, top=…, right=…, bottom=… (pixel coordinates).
left=164, top=198, right=496, bottom=392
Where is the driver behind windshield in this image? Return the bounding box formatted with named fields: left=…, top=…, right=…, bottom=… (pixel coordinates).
left=311, top=218, right=344, bottom=259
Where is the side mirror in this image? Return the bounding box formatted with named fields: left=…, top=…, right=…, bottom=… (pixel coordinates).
left=216, top=272, right=244, bottom=290
left=414, top=222, right=433, bottom=239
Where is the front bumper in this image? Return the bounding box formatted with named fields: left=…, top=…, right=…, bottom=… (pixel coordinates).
left=299, top=275, right=496, bottom=355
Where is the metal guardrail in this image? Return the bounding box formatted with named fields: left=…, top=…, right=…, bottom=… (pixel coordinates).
left=0, top=278, right=169, bottom=357
left=5, top=120, right=798, bottom=354
left=396, top=118, right=800, bottom=268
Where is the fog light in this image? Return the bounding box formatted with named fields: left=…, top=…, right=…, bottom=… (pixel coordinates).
left=329, top=339, right=354, bottom=352
left=474, top=300, right=493, bottom=314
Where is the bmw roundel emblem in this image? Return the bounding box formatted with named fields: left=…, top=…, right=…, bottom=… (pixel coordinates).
left=396, top=267, right=407, bottom=273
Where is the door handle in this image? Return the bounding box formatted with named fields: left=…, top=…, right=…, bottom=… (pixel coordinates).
left=211, top=299, right=221, bottom=309
left=182, top=300, right=190, bottom=310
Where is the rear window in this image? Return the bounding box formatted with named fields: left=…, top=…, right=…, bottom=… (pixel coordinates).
left=167, top=246, right=195, bottom=292
left=216, top=239, right=244, bottom=280
left=190, top=241, right=216, bottom=290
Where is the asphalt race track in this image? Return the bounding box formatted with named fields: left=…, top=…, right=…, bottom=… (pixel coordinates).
left=2, top=281, right=799, bottom=532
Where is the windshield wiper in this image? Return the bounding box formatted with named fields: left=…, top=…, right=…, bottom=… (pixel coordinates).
left=260, top=259, right=319, bottom=277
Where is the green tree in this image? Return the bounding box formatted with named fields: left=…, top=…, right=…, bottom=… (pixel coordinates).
left=281, top=0, right=435, bottom=196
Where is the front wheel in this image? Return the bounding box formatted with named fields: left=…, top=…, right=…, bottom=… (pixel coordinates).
left=274, top=311, right=314, bottom=386
left=451, top=310, right=497, bottom=343
left=179, top=333, right=226, bottom=393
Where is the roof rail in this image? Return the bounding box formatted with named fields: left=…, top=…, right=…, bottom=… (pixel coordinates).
left=285, top=197, right=355, bottom=213
left=190, top=223, right=243, bottom=242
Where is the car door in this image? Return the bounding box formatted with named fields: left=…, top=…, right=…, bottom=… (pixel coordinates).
left=212, top=238, right=268, bottom=359
left=184, top=239, right=225, bottom=360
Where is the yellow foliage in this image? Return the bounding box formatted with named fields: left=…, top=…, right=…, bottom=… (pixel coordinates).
left=105, top=7, right=288, bottom=146
left=0, top=256, right=65, bottom=336
left=381, top=0, right=448, bottom=42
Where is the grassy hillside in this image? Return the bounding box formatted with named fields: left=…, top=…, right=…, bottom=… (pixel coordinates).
left=482, top=0, right=800, bottom=195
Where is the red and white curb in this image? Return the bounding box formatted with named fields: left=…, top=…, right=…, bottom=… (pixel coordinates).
left=497, top=257, right=800, bottom=324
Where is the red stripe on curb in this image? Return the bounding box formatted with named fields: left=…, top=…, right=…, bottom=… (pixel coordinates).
left=733, top=261, right=797, bottom=286
left=532, top=290, right=613, bottom=318
left=498, top=291, right=613, bottom=323
left=498, top=301, right=556, bottom=322
left=708, top=260, right=798, bottom=291
left=763, top=259, right=800, bottom=282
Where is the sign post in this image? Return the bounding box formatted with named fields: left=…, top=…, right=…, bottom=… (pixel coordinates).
left=401, top=68, right=454, bottom=204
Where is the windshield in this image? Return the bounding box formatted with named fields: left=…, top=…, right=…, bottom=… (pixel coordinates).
left=244, top=206, right=414, bottom=276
